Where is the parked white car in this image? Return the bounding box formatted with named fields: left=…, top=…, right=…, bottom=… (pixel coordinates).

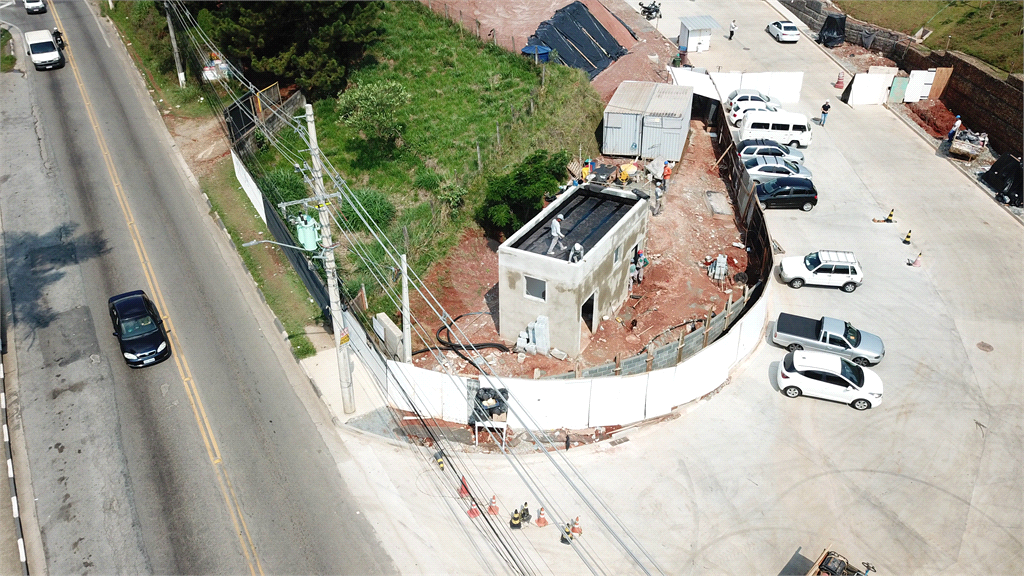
left=743, top=156, right=812, bottom=184
left=724, top=88, right=779, bottom=112
left=777, top=350, right=883, bottom=410
left=779, top=250, right=863, bottom=292
left=767, top=20, right=800, bottom=43
left=730, top=100, right=782, bottom=126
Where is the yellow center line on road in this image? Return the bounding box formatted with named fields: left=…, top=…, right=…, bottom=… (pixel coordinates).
left=51, top=7, right=264, bottom=575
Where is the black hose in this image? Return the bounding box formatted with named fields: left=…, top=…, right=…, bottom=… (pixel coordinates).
left=411, top=312, right=510, bottom=360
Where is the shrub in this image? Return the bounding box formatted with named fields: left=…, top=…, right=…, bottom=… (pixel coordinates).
left=340, top=188, right=397, bottom=232
left=475, top=149, right=571, bottom=237
left=336, top=79, right=411, bottom=146
left=257, top=168, right=308, bottom=204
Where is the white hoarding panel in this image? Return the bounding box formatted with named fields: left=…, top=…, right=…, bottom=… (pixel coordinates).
left=669, top=68, right=719, bottom=100
left=504, top=378, right=592, bottom=430
left=847, top=73, right=893, bottom=106
left=589, top=373, right=648, bottom=426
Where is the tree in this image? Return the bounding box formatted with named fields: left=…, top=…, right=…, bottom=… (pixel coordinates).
left=336, top=80, right=411, bottom=145
left=476, top=150, right=571, bottom=238
left=187, top=1, right=382, bottom=100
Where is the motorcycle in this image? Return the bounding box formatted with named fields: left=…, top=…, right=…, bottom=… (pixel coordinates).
left=639, top=1, right=661, bottom=20
left=53, top=28, right=65, bottom=50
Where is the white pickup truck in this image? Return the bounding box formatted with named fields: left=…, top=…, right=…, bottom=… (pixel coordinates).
left=771, top=313, right=884, bottom=366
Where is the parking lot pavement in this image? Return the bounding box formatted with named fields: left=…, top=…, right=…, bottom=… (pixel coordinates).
left=616, top=1, right=1023, bottom=573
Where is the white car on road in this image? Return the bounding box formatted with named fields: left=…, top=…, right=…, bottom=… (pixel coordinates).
left=777, top=350, right=883, bottom=410
left=767, top=20, right=800, bottom=42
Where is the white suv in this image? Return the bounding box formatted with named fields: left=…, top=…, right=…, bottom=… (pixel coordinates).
left=779, top=250, right=863, bottom=292
left=778, top=350, right=883, bottom=410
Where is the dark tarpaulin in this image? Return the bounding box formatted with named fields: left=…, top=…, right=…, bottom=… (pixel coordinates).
left=529, top=1, right=626, bottom=79
left=982, top=154, right=1023, bottom=207
left=817, top=13, right=846, bottom=48
left=861, top=30, right=877, bottom=49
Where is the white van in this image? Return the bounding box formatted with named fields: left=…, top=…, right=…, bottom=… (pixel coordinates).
left=739, top=111, right=812, bottom=148
left=25, top=29, right=64, bottom=71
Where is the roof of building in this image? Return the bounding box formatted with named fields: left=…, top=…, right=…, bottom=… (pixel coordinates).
left=604, top=81, right=656, bottom=115
left=678, top=15, right=722, bottom=31
left=645, top=84, right=694, bottom=117
left=509, top=184, right=641, bottom=258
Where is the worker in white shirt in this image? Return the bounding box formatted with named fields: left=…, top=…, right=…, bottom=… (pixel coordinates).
left=547, top=214, right=567, bottom=255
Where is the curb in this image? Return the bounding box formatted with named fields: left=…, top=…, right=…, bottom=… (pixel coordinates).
left=0, top=372, right=28, bottom=576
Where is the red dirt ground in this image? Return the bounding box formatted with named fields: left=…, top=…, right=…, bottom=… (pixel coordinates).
left=408, top=121, right=747, bottom=378
left=904, top=98, right=958, bottom=139
left=829, top=43, right=900, bottom=74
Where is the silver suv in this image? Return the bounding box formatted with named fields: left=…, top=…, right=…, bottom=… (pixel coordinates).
left=779, top=250, right=863, bottom=292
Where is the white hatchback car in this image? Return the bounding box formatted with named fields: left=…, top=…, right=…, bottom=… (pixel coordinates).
left=724, top=88, right=780, bottom=112
left=777, top=350, right=883, bottom=410
left=729, top=100, right=782, bottom=126
left=767, top=21, right=800, bottom=43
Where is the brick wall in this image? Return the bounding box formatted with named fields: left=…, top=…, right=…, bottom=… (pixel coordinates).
left=780, top=0, right=1023, bottom=157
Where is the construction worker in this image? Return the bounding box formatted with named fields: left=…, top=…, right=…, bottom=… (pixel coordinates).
left=662, top=161, right=672, bottom=181
left=546, top=214, right=567, bottom=255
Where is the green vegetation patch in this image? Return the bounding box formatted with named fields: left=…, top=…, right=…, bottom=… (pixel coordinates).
left=259, top=1, right=604, bottom=315
left=1, top=28, right=15, bottom=73
left=836, top=0, right=1023, bottom=74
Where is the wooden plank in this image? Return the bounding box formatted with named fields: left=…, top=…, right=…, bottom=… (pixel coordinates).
left=928, top=66, right=953, bottom=100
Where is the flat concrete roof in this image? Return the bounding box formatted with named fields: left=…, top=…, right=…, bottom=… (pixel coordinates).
left=509, top=184, right=640, bottom=258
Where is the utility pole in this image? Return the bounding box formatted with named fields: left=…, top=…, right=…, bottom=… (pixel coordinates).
left=164, top=2, right=186, bottom=88
left=402, top=254, right=411, bottom=362
left=306, top=104, right=355, bottom=414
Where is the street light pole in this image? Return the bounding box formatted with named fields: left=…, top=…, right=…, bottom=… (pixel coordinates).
left=306, top=104, right=355, bottom=414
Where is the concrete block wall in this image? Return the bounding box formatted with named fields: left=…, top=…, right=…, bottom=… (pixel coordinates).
left=780, top=0, right=1023, bottom=157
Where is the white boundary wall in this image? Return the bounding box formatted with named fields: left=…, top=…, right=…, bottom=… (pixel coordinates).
left=231, top=150, right=266, bottom=223
left=384, top=285, right=770, bottom=429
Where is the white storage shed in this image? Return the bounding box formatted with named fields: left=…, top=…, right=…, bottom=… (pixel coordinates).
left=602, top=81, right=654, bottom=156
left=678, top=15, right=721, bottom=54
left=641, top=84, right=692, bottom=161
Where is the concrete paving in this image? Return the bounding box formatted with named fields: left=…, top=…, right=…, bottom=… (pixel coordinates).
left=301, top=0, right=1022, bottom=573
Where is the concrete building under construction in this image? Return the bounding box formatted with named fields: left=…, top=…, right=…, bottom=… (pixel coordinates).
left=497, top=183, right=650, bottom=357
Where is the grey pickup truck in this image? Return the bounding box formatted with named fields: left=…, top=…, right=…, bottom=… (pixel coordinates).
left=771, top=313, right=885, bottom=366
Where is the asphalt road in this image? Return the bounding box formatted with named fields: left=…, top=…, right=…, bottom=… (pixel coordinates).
left=1, top=2, right=396, bottom=574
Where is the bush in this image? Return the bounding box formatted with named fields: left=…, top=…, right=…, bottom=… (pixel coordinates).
left=257, top=169, right=308, bottom=204
left=336, top=79, right=411, bottom=146
left=340, top=188, right=397, bottom=232
left=475, top=149, right=571, bottom=237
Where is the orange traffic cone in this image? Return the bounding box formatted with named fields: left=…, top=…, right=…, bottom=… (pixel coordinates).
left=535, top=507, right=549, bottom=527
left=571, top=516, right=583, bottom=535
left=487, top=495, right=500, bottom=515
left=458, top=476, right=470, bottom=498
left=467, top=500, right=481, bottom=518
left=908, top=253, right=922, bottom=267
left=835, top=72, right=845, bottom=89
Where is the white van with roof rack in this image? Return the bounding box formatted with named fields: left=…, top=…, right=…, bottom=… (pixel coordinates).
left=739, top=110, right=812, bottom=148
